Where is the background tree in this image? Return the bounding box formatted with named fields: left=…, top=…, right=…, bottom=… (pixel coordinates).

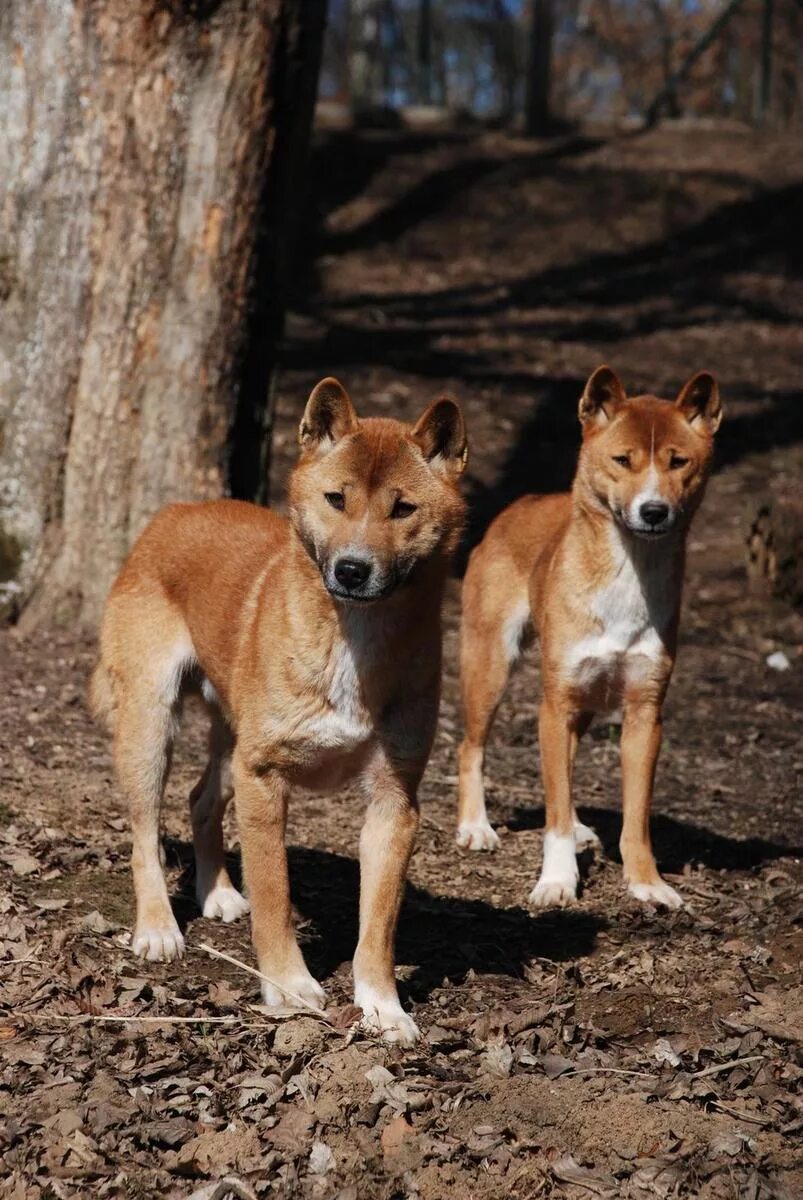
left=525, top=0, right=555, bottom=134
left=0, top=0, right=326, bottom=627
left=316, top=0, right=801, bottom=128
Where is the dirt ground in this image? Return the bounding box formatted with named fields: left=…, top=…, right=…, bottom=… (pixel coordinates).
left=2, top=124, right=803, bottom=1199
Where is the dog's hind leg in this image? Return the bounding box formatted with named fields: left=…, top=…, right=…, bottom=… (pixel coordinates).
left=115, top=684, right=185, bottom=960
left=103, top=597, right=192, bottom=961
left=189, top=709, right=250, bottom=923
left=457, top=570, right=530, bottom=851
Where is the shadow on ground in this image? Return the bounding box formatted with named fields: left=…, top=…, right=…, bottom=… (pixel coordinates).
left=165, top=839, right=604, bottom=999
left=507, top=804, right=803, bottom=874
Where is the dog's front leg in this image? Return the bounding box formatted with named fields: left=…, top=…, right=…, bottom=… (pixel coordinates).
left=530, top=695, right=580, bottom=906
left=620, top=701, right=682, bottom=909
left=232, top=751, right=326, bottom=1012
left=354, top=758, right=420, bottom=1045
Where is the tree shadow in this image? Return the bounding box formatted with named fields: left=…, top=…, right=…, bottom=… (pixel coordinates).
left=460, top=375, right=581, bottom=565
left=295, top=128, right=463, bottom=302
left=319, top=175, right=803, bottom=320
left=506, top=804, right=803, bottom=875
left=321, top=134, right=605, bottom=255
left=164, top=837, right=604, bottom=1000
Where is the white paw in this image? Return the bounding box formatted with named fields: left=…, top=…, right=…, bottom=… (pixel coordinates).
left=573, top=820, right=600, bottom=849
left=260, top=973, right=326, bottom=1014
left=528, top=878, right=578, bottom=908
left=628, top=880, right=684, bottom=909
left=456, top=819, right=500, bottom=851
left=132, top=920, right=185, bottom=962
left=355, top=988, right=420, bottom=1046
left=530, top=831, right=579, bottom=907
left=199, top=883, right=250, bottom=923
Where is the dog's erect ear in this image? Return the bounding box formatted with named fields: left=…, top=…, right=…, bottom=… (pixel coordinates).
left=578, top=365, right=627, bottom=427
left=299, top=378, right=359, bottom=452
left=411, top=397, right=468, bottom=479
left=675, top=371, right=722, bottom=434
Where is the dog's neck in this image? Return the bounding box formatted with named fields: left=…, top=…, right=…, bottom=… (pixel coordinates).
left=569, top=485, right=685, bottom=616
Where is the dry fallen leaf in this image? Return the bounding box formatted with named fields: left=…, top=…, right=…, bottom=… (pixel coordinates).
left=381, top=1114, right=414, bottom=1157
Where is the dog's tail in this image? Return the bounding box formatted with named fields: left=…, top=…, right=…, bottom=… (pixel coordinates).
left=88, top=660, right=117, bottom=732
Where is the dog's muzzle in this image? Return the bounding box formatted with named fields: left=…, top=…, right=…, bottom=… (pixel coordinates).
left=324, top=554, right=397, bottom=603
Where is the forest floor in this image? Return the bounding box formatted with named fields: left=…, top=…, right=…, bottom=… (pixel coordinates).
left=2, top=123, right=803, bottom=1200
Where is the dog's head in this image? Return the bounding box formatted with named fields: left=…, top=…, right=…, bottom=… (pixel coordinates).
left=575, top=365, right=722, bottom=539
left=289, top=378, right=468, bottom=603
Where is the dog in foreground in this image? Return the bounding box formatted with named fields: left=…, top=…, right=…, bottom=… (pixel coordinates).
left=458, top=366, right=722, bottom=909
left=91, top=379, right=467, bottom=1045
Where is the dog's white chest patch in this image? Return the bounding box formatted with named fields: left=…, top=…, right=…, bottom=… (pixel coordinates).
left=318, top=639, right=374, bottom=749
left=565, top=546, right=670, bottom=703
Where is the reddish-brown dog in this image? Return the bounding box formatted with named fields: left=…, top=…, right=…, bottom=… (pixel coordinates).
left=457, top=366, right=722, bottom=908
left=91, top=379, right=467, bottom=1044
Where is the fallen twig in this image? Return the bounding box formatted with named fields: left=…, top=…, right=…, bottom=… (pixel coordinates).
left=711, top=1101, right=772, bottom=1127
left=197, top=941, right=339, bottom=1030
left=561, top=1067, right=656, bottom=1080
left=26, top=1013, right=275, bottom=1027
left=691, top=1054, right=765, bottom=1080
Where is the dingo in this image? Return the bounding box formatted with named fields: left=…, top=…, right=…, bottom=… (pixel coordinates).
left=92, top=378, right=467, bottom=1044
left=457, top=366, right=721, bottom=909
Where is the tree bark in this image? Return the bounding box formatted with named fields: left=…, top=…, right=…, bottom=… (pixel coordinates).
left=0, top=0, right=325, bottom=627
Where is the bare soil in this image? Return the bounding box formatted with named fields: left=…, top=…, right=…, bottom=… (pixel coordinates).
left=2, top=124, right=802, bottom=1199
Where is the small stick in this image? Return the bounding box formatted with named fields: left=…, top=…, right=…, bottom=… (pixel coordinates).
left=26, top=1013, right=273, bottom=1027
left=559, top=1067, right=656, bottom=1080
left=711, top=1101, right=772, bottom=1127
left=197, top=942, right=338, bottom=1030
left=691, top=1054, right=765, bottom=1080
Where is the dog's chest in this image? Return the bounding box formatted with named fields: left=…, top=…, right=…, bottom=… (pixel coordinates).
left=313, top=639, right=374, bottom=750
left=277, top=638, right=374, bottom=791
left=564, top=556, right=670, bottom=702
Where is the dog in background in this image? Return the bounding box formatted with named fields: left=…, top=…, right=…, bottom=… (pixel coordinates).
left=457, top=366, right=722, bottom=909
left=91, top=378, right=467, bottom=1045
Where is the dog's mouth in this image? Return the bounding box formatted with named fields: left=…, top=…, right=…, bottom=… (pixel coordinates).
left=324, top=581, right=397, bottom=604
left=615, top=508, right=677, bottom=541
left=624, top=523, right=673, bottom=540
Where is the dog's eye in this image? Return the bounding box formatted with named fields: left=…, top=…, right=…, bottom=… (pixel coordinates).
left=669, top=454, right=689, bottom=470
left=391, top=498, right=417, bottom=520
left=611, top=455, right=630, bottom=468
left=324, top=491, right=345, bottom=511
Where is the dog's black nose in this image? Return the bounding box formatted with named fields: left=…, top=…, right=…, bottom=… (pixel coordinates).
left=334, top=557, right=372, bottom=589
left=640, top=501, right=670, bottom=527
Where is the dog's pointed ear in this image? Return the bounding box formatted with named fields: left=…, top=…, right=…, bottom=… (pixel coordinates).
left=578, top=365, right=627, bottom=427
left=675, top=371, right=722, bottom=434
left=299, top=378, right=359, bottom=452
left=411, top=397, right=468, bottom=479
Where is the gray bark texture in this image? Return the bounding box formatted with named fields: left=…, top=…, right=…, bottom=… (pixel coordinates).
left=0, top=0, right=325, bottom=626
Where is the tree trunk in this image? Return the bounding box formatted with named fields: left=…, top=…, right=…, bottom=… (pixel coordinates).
left=349, top=0, right=380, bottom=111
left=525, top=0, right=554, bottom=136
left=0, top=0, right=326, bottom=628
left=417, top=0, right=433, bottom=105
